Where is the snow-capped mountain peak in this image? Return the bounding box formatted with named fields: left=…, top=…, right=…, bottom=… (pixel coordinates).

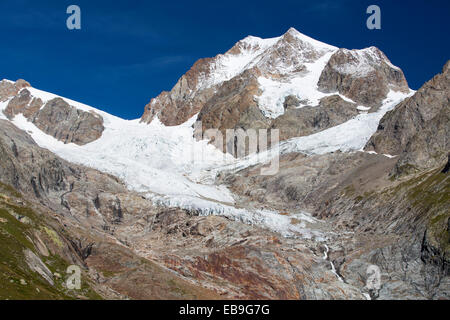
left=141, top=27, right=408, bottom=126
left=0, top=22, right=417, bottom=242
left=282, top=27, right=337, bottom=52
left=202, top=28, right=337, bottom=92
left=140, top=28, right=341, bottom=125
left=0, top=27, right=413, bottom=236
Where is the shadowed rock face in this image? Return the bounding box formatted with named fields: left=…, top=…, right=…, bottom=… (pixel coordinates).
left=443, top=155, right=450, bottom=174
left=32, top=98, right=104, bottom=145
left=366, top=60, right=450, bottom=175
left=272, top=95, right=358, bottom=141
left=2, top=84, right=105, bottom=146
left=318, top=47, right=409, bottom=108
left=0, top=119, right=121, bottom=209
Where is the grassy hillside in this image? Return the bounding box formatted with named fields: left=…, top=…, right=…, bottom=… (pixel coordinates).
left=0, top=182, right=101, bottom=300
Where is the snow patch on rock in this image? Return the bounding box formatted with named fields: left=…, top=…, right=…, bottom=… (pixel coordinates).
left=256, top=50, right=337, bottom=118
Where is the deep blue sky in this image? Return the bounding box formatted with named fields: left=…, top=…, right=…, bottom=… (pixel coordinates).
left=0, top=0, right=448, bottom=119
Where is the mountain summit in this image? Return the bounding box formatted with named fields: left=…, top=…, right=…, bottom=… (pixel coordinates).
left=140, top=28, right=409, bottom=144
left=0, top=28, right=447, bottom=300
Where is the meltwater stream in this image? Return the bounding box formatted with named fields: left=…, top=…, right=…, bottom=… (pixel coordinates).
left=323, top=244, right=344, bottom=282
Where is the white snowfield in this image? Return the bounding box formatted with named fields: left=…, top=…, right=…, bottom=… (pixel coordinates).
left=201, top=35, right=280, bottom=90
left=211, top=90, right=413, bottom=175
left=256, top=50, right=336, bottom=118
left=186, top=27, right=341, bottom=119
left=255, top=29, right=339, bottom=118
left=279, top=90, right=414, bottom=155
left=2, top=93, right=237, bottom=204
left=0, top=29, right=412, bottom=238
left=1, top=89, right=324, bottom=238
left=331, top=47, right=386, bottom=76
left=194, top=26, right=335, bottom=92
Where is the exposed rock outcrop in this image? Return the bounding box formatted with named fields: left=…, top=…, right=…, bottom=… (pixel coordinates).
left=4, top=89, right=43, bottom=119
left=221, top=149, right=449, bottom=299
left=196, top=68, right=269, bottom=152
left=24, top=249, right=54, bottom=286
left=365, top=60, right=450, bottom=175
left=141, top=28, right=337, bottom=129
left=318, top=47, right=409, bottom=108
left=140, top=29, right=409, bottom=156
left=272, top=95, right=358, bottom=141
left=0, top=79, right=30, bottom=102
left=0, top=119, right=123, bottom=219
left=31, top=98, right=104, bottom=145
left=197, top=87, right=359, bottom=153
left=2, top=80, right=105, bottom=146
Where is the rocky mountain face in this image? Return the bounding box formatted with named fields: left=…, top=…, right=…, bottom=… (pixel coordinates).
left=0, top=79, right=30, bottom=101
left=317, top=47, right=409, bottom=109
left=222, top=151, right=449, bottom=299
left=0, top=80, right=104, bottom=145
left=366, top=61, right=450, bottom=175
left=140, top=33, right=279, bottom=126
left=0, top=119, right=368, bottom=299
left=140, top=28, right=409, bottom=153
left=272, top=95, right=358, bottom=141
left=0, top=30, right=447, bottom=300
left=0, top=181, right=104, bottom=299
left=219, top=61, right=450, bottom=299
left=0, top=119, right=224, bottom=299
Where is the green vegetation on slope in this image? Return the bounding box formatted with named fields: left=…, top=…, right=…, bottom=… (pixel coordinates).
left=0, top=182, right=102, bottom=300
